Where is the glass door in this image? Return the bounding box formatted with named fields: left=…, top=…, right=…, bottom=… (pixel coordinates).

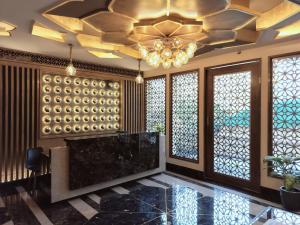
left=206, top=61, right=261, bottom=191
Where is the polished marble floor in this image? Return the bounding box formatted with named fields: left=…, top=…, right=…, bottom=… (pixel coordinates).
left=0, top=172, right=298, bottom=225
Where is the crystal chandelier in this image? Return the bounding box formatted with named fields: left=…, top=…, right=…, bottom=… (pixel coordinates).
left=66, top=44, right=77, bottom=76
left=138, top=37, right=197, bottom=69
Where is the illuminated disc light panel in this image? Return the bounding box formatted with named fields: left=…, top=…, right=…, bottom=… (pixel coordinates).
left=41, top=74, right=121, bottom=136
left=213, top=72, right=251, bottom=180
left=145, top=77, right=166, bottom=132
left=171, top=71, right=198, bottom=161
left=272, top=55, right=300, bottom=174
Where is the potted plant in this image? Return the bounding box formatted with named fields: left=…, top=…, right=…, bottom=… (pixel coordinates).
left=263, top=155, right=300, bottom=211
left=154, top=123, right=165, bottom=135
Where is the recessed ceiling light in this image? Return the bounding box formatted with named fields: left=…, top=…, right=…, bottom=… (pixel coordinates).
left=89, top=50, right=121, bottom=59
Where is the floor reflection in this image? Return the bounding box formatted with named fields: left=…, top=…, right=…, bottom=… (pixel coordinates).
left=213, top=191, right=251, bottom=225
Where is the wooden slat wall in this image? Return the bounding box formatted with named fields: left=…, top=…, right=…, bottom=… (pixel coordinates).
left=0, top=62, right=144, bottom=183
left=122, top=80, right=145, bottom=133
left=0, top=62, right=44, bottom=183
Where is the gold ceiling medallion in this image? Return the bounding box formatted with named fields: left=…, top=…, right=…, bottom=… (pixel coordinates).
left=0, top=21, right=16, bottom=37
left=43, top=0, right=300, bottom=67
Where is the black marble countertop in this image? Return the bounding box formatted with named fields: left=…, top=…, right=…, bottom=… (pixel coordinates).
left=66, top=132, right=160, bottom=190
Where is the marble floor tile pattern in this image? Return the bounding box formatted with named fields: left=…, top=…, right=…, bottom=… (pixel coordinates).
left=0, top=173, right=297, bottom=225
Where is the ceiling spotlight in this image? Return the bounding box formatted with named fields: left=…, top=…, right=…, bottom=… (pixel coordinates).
left=66, top=44, right=77, bottom=76
left=135, top=59, right=144, bottom=84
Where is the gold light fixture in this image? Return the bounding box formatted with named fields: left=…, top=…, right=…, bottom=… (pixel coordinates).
left=32, top=22, right=65, bottom=42
left=135, top=59, right=144, bottom=84
left=66, top=44, right=77, bottom=76
left=139, top=37, right=197, bottom=68
left=0, top=21, right=16, bottom=36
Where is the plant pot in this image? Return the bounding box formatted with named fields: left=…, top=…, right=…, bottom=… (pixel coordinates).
left=280, top=186, right=300, bottom=211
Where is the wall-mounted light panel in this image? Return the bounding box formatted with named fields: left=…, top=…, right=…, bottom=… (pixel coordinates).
left=40, top=74, right=121, bottom=137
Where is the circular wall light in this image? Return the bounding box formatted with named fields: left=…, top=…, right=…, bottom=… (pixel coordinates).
left=99, top=89, right=106, bottom=96
left=114, top=91, right=120, bottom=98
left=73, top=96, right=81, bottom=104
left=64, top=86, right=72, bottom=95
left=42, top=126, right=52, bottom=134
left=73, top=115, right=81, bottom=123
left=91, top=80, right=98, bottom=87
left=64, top=76, right=72, bottom=85
left=64, top=96, right=72, bottom=104
left=64, top=125, right=72, bottom=133
left=83, top=106, right=90, bottom=113
left=99, top=124, right=106, bottom=130
left=82, top=115, right=89, bottom=122
left=82, top=124, right=90, bottom=132
left=53, top=86, right=62, bottom=94
left=91, top=89, right=98, bottom=96
left=73, top=78, right=81, bottom=86
left=54, top=116, right=62, bottom=123
left=42, top=105, right=52, bottom=114
left=99, top=81, right=106, bottom=88
left=82, top=88, right=90, bottom=95
left=99, top=107, right=106, bottom=113
left=82, top=79, right=90, bottom=86
left=99, top=115, right=105, bottom=122
left=91, top=115, right=97, bottom=122
left=53, top=125, right=62, bottom=134
left=91, top=124, right=98, bottom=131
left=54, top=96, right=62, bottom=104
left=54, top=76, right=62, bottom=84
left=43, top=95, right=51, bottom=104
left=82, top=97, right=89, bottom=104
left=113, top=82, right=120, bottom=89
left=73, top=106, right=81, bottom=113
left=54, top=105, right=62, bottom=113
left=91, top=98, right=98, bottom=105
left=42, top=75, right=52, bottom=83
left=42, top=115, right=51, bottom=124
left=73, top=87, right=81, bottom=95
left=113, top=115, right=120, bottom=121
left=73, top=124, right=81, bottom=133
left=43, top=85, right=52, bottom=94
left=64, top=115, right=72, bottom=123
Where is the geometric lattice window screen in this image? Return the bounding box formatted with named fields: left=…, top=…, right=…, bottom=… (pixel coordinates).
left=171, top=71, right=198, bottom=161
left=213, top=72, right=251, bottom=180
left=272, top=55, right=300, bottom=173
left=145, top=77, right=166, bottom=132
left=40, top=74, right=121, bottom=137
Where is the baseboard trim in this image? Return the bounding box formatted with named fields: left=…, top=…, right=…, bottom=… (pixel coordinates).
left=166, top=163, right=204, bottom=180
left=166, top=163, right=281, bottom=204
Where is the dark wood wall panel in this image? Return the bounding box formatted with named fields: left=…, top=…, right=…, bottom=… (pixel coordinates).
left=122, top=80, right=145, bottom=133
left=0, top=61, right=144, bottom=183
left=0, top=63, right=45, bottom=183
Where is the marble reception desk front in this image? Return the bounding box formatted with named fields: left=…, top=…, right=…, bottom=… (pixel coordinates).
left=50, top=132, right=165, bottom=202
left=66, top=132, right=160, bottom=190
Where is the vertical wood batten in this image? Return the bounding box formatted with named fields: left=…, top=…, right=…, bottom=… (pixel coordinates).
left=0, top=64, right=39, bottom=183
left=0, top=64, right=3, bottom=182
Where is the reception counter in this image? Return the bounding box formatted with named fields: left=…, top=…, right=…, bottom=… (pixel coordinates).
left=50, top=132, right=165, bottom=203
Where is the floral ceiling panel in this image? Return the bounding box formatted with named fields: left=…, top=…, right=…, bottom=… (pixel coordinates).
left=42, top=0, right=300, bottom=66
